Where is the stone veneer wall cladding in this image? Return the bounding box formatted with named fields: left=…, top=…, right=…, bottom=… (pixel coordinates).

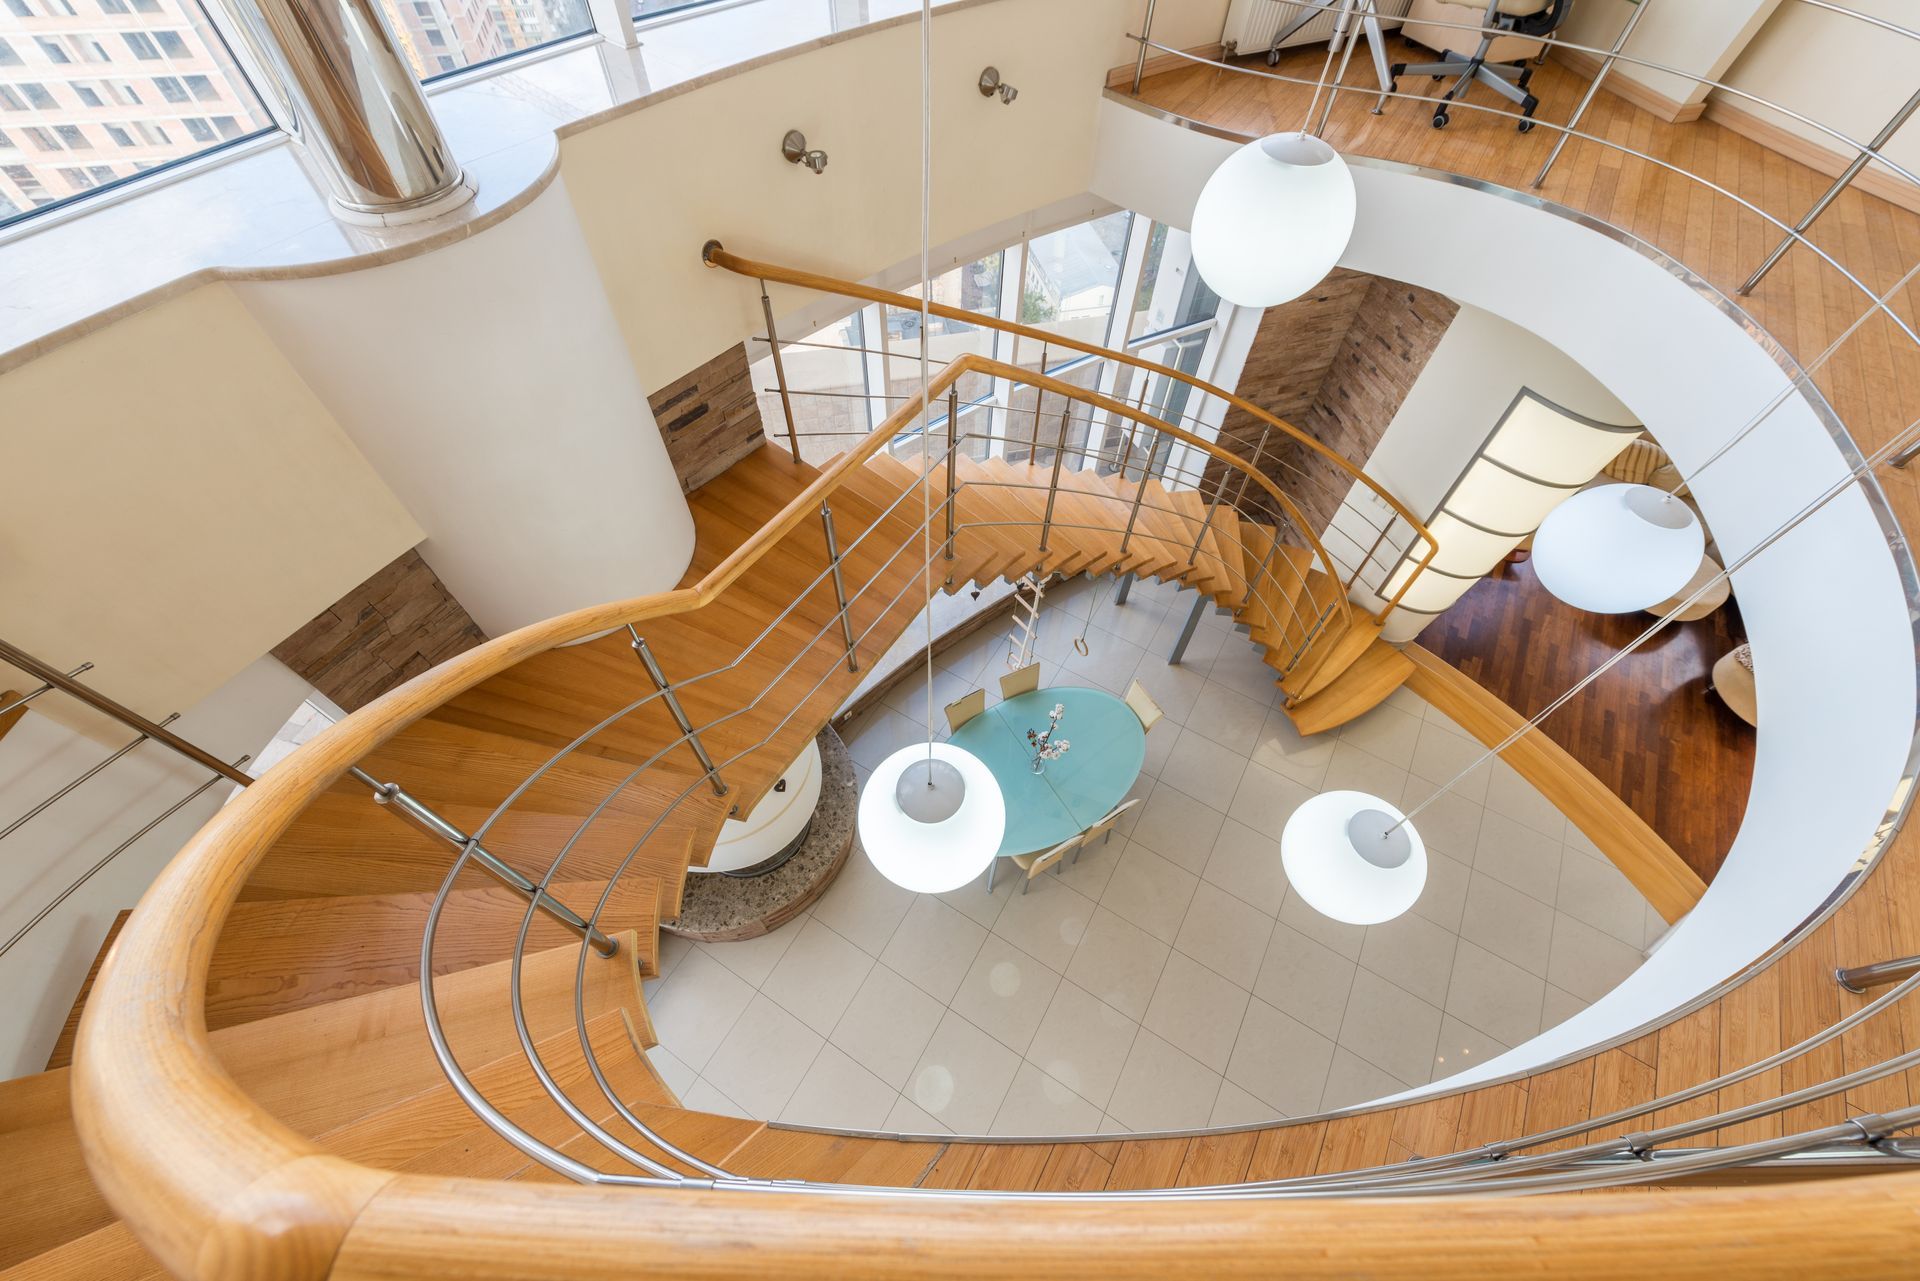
left=647, top=342, right=769, bottom=492
left=271, top=550, right=487, bottom=711
left=1210, top=272, right=1458, bottom=537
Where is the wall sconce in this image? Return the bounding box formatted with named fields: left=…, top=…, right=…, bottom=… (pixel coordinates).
left=781, top=129, right=828, bottom=174
left=978, top=67, right=1018, bottom=104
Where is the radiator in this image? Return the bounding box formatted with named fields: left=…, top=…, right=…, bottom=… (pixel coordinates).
left=1221, top=0, right=1414, bottom=58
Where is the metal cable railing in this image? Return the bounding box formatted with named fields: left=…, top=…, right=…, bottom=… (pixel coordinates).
left=396, top=3, right=1920, bottom=1201
left=0, top=639, right=252, bottom=958
left=64, top=6, right=1920, bottom=1271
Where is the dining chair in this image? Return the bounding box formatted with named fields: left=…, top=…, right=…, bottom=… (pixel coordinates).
left=944, top=688, right=986, bottom=733
left=1011, top=834, right=1083, bottom=892
left=1079, top=796, right=1142, bottom=856
left=1000, top=661, right=1041, bottom=700
left=1123, top=679, right=1163, bottom=733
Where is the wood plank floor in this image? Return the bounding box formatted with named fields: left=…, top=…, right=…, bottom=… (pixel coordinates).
left=1421, top=557, right=1753, bottom=882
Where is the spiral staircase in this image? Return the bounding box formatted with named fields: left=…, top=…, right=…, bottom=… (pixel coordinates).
left=8, top=218, right=1920, bottom=1277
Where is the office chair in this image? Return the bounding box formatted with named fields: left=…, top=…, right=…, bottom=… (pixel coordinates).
left=1390, top=0, right=1573, bottom=131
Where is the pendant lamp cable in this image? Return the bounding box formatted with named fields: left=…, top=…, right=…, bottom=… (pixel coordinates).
left=919, top=0, right=935, bottom=775
left=1298, top=0, right=1354, bottom=134
left=1662, top=256, right=1920, bottom=497
left=1386, top=403, right=1920, bottom=837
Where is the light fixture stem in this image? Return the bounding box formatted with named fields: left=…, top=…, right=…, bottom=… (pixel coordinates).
left=1387, top=406, right=1920, bottom=836
left=1666, top=255, right=1920, bottom=497
left=1298, top=0, right=1355, bottom=135
left=920, top=0, right=935, bottom=769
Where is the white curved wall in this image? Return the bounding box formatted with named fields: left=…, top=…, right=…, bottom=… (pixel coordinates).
left=233, top=177, right=695, bottom=635
left=1092, top=98, right=1917, bottom=1093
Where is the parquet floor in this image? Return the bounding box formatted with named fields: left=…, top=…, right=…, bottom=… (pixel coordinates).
left=1422, top=558, right=1753, bottom=882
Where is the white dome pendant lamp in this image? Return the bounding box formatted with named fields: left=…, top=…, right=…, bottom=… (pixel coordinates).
left=1189, top=131, right=1357, bottom=309
left=1281, top=790, right=1427, bottom=926
left=1532, top=483, right=1705, bottom=614
left=860, top=742, right=1005, bottom=893
left=856, top=0, right=1004, bottom=897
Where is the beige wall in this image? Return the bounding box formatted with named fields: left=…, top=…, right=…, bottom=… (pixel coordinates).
left=1110, top=0, right=1228, bottom=69
left=0, top=284, right=422, bottom=731
left=1561, top=0, right=1783, bottom=111
left=560, top=0, right=1125, bottom=390
left=1719, top=0, right=1920, bottom=181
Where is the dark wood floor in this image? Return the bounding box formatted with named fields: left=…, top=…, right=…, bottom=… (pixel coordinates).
left=1420, top=558, right=1754, bottom=883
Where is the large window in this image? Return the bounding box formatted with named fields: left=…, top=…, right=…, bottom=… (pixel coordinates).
left=375, top=0, right=592, bottom=82
left=750, top=213, right=1235, bottom=474
left=0, top=0, right=271, bottom=226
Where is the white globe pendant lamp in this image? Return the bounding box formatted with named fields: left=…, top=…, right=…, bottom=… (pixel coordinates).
left=859, top=741, right=1005, bottom=894
left=1532, top=483, right=1706, bottom=614
left=1189, top=131, right=1357, bottom=308
left=1281, top=790, right=1427, bottom=926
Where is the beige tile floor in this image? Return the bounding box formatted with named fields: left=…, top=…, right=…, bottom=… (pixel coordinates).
left=643, top=575, right=1663, bottom=1137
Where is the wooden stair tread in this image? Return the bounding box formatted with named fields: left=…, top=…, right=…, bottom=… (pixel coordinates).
left=1280, top=639, right=1417, bottom=737
left=205, top=875, right=661, bottom=1031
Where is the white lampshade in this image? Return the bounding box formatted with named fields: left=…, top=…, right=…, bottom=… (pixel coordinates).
left=858, top=741, right=1005, bottom=894
left=1281, top=790, right=1427, bottom=926
left=1189, top=131, right=1356, bottom=308
left=1532, top=483, right=1705, bottom=614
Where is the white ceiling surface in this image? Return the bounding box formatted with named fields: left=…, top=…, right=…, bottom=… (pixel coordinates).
left=1090, top=97, right=1917, bottom=1097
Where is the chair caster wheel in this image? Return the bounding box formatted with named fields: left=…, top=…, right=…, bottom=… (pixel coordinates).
left=1267, top=48, right=1281, bottom=66
left=1431, top=109, right=1449, bottom=129
left=1517, top=118, right=1535, bottom=133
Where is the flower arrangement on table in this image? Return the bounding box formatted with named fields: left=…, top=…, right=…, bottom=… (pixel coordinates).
left=1026, top=703, right=1070, bottom=774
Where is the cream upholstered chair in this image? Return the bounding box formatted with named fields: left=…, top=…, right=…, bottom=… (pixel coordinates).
left=1123, top=679, right=1163, bottom=734
left=1646, top=554, right=1730, bottom=623
left=944, top=688, right=986, bottom=733
left=1603, top=437, right=1690, bottom=497
left=1081, top=797, right=1141, bottom=852
left=1012, top=835, right=1082, bottom=892
left=999, top=662, right=1040, bottom=700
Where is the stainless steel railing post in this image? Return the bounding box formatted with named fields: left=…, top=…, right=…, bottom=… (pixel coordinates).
left=1231, top=422, right=1274, bottom=514
left=1241, top=526, right=1283, bottom=615
left=627, top=627, right=733, bottom=794
left=1117, top=427, right=1161, bottom=558
left=1836, top=954, right=1920, bottom=994
left=1131, top=0, right=1160, bottom=95
left=1739, top=84, right=1920, bottom=295
left=1187, top=474, right=1226, bottom=567
left=760, top=280, right=802, bottom=463
left=943, top=388, right=962, bottom=580
left=1037, top=403, right=1071, bottom=553
left=1530, top=0, right=1655, bottom=190
left=351, top=768, right=619, bottom=957
left=819, top=504, right=861, bottom=673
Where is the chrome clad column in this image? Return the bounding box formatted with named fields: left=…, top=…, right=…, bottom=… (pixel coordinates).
left=218, top=0, right=471, bottom=223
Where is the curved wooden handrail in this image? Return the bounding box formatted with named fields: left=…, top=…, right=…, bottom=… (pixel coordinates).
left=66, top=352, right=1370, bottom=1279
left=701, top=242, right=1443, bottom=617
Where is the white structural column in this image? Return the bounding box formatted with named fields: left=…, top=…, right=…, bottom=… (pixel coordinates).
left=234, top=177, right=696, bottom=636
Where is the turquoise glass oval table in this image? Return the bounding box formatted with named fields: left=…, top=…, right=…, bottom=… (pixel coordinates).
left=947, top=685, right=1147, bottom=859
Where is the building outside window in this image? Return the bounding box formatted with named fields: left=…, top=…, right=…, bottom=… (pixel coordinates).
left=0, top=0, right=273, bottom=226
left=374, top=0, right=592, bottom=81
